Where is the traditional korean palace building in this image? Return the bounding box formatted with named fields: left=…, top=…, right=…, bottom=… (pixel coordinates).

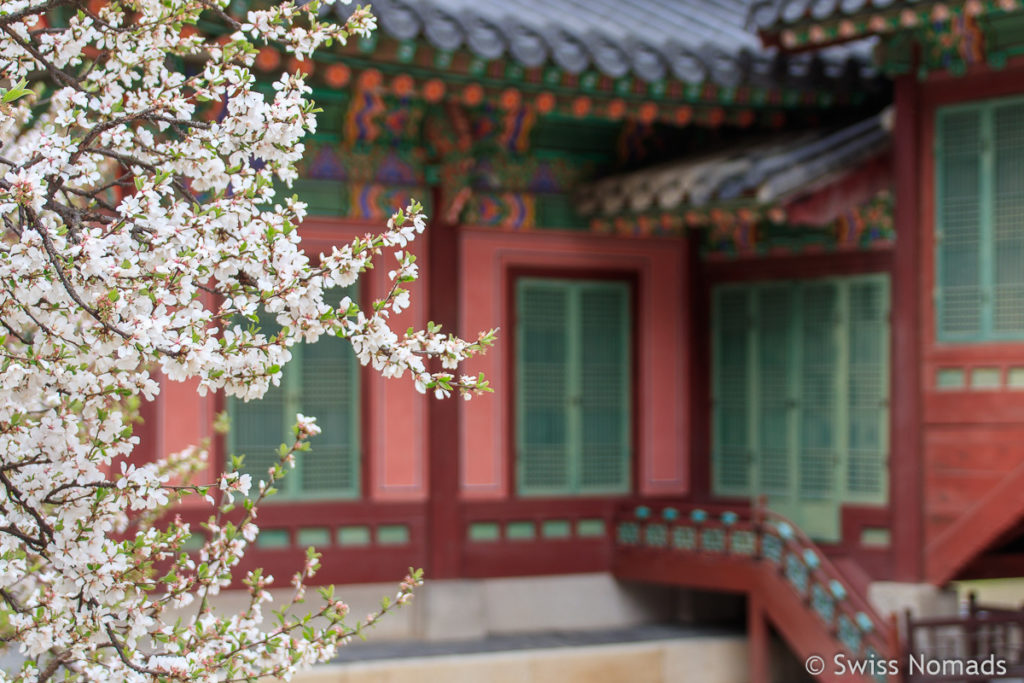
left=147, top=0, right=1024, bottom=680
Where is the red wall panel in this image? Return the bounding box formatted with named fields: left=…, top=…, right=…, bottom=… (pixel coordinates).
left=915, top=65, right=1024, bottom=579
left=458, top=227, right=690, bottom=499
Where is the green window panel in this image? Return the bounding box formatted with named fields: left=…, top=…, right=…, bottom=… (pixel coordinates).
left=468, top=522, right=500, bottom=542
left=541, top=519, right=572, bottom=539
left=228, top=287, right=361, bottom=501
left=296, top=527, right=331, bottom=547
left=846, top=279, right=890, bottom=504
left=711, top=288, right=752, bottom=495
left=256, top=529, right=290, bottom=549
left=993, top=103, right=1024, bottom=334
left=756, top=285, right=795, bottom=498
left=576, top=519, right=606, bottom=537
left=337, top=525, right=371, bottom=546
left=711, top=275, right=890, bottom=542
left=936, top=96, right=1024, bottom=341
left=376, top=524, right=410, bottom=546
left=799, top=282, right=839, bottom=502
left=516, top=278, right=631, bottom=496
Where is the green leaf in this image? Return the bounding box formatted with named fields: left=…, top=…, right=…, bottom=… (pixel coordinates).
left=1, top=79, right=33, bottom=104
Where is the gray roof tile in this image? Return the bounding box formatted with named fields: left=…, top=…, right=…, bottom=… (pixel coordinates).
left=576, top=107, right=891, bottom=216
left=751, top=0, right=935, bottom=34
left=355, top=0, right=877, bottom=89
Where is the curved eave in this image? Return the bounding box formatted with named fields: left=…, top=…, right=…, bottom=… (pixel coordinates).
left=353, top=0, right=880, bottom=96
left=577, top=109, right=893, bottom=228
left=241, top=34, right=887, bottom=129
left=752, top=0, right=1023, bottom=52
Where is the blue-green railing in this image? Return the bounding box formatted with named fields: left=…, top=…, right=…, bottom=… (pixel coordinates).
left=615, top=502, right=897, bottom=677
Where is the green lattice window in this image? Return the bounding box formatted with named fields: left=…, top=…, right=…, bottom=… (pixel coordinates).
left=936, top=96, right=1024, bottom=341
left=711, top=275, right=890, bottom=541
left=228, top=289, right=361, bottom=500
left=516, top=278, right=631, bottom=496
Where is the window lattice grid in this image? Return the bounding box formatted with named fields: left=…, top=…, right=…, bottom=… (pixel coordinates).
left=937, top=97, right=1024, bottom=341
left=756, top=286, right=793, bottom=497
left=228, top=287, right=361, bottom=500
left=516, top=279, right=631, bottom=496
left=937, top=108, right=984, bottom=337
left=993, top=103, right=1024, bottom=334
left=847, top=281, right=888, bottom=498
left=579, top=287, right=630, bottom=491
left=232, top=316, right=287, bottom=494
left=714, top=289, right=752, bottom=492
left=518, top=285, right=571, bottom=493
left=300, top=333, right=359, bottom=495
left=234, top=379, right=287, bottom=494
left=711, top=275, right=891, bottom=536
left=799, top=284, right=838, bottom=501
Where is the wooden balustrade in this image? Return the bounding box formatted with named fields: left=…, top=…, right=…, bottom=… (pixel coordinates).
left=614, top=501, right=899, bottom=680
left=904, top=593, right=1024, bottom=682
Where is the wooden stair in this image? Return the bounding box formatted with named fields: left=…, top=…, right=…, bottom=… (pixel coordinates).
left=612, top=503, right=899, bottom=683
left=925, top=459, right=1024, bottom=585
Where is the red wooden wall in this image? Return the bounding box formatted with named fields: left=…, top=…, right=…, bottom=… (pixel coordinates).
left=142, top=217, right=435, bottom=585
left=144, top=216, right=695, bottom=584
left=458, top=227, right=690, bottom=499
left=140, top=60, right=1024, bottom=588
left=911, top=61, right=1024, bottom=584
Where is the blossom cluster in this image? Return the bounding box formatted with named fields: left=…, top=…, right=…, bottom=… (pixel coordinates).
left=0, top=0, right=493, bottom=680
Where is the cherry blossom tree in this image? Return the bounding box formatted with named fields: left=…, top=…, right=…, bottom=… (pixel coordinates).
left=0, top=0, right=494, bottom=680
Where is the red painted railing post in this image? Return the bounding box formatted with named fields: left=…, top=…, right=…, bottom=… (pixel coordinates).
left=903, top=609, right=914, bottom=683
left=966, top=591, right=979, bottom=661
left=888, top=612, right=904, bottom=683
left=748, top=593, right=771, bottom=683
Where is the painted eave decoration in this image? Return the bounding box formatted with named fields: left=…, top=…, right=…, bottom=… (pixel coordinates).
left=576, top=109, right=895, bottom=257
left=223, top=0, right=888, bottom=124
left=751, top=0, right=1024, bottom=55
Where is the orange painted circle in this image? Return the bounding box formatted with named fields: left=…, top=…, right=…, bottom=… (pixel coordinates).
left=571, top=96, right=591, bottom=118
left=324, top=63, right=350, bottom=88
left=287, top=56, right=313, bottom=76
left=423, top=79, right=446, bottom=103
left=391, top=74, right=415, bottom=97
left=358, top=68, right=383, bottom=90
left=500, top=88, right=522, bottom=111
left=463, top=83, right=484, bottom=106
left=638, top=101, right=659, bottom=124
left=607, top=98, right=627, bottom=119
left=255, top=47, right=280, bottom=71
left=534, top=92, right=556, bottom=114
left=674, top=106, right=692, bottom=126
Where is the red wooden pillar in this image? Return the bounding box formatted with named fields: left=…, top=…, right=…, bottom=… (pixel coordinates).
left=133, top=394, right=161, bottom=464
left=748, top=593, right=771, bottom=683
left=426, top=184, right=462, bottom=579
left=891, top=74, right=924, bottom=582
left=688, top=231, right=713, bottom=500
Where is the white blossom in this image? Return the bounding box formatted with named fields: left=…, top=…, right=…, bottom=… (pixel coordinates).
left=0, top=1, right=492, bottom=681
